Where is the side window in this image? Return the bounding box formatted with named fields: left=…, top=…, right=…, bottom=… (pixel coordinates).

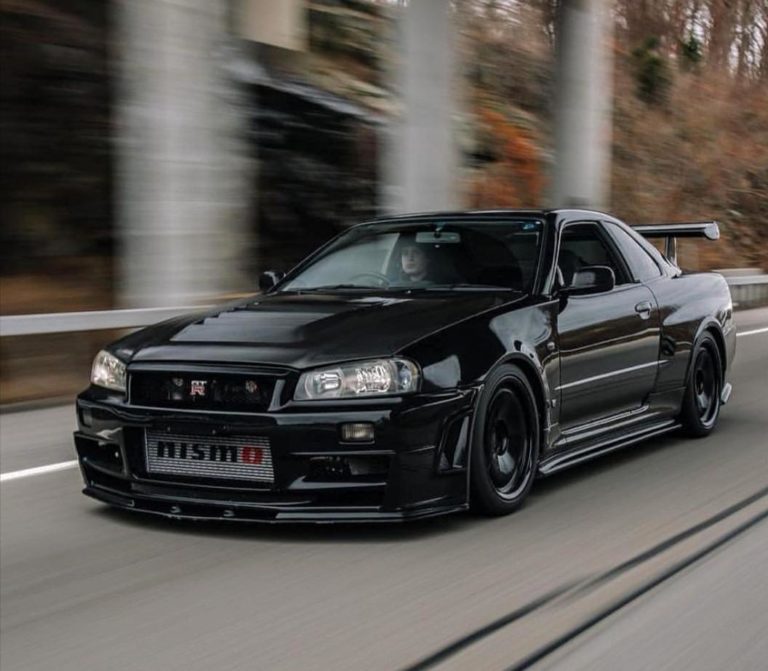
left=606, top=223, right=662, bottom=282
left=558, top=223, right=628, bottom=286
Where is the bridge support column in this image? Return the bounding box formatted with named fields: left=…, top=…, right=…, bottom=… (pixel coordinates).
left=114, top=0, right=252, bottom=307
left=553, top=0, right=613, bottom=209
left=383, top=0, right=459, bottom=214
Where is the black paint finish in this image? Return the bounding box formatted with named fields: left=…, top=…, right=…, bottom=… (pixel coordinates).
left=74, top=209, right=735, bottom=522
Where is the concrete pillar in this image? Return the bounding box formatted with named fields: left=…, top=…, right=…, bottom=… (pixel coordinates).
left=552, top=0, right=613, bottom=209
left=383, top=0, right=459, bottom=214
left=115, top=0, right=252, bottom=307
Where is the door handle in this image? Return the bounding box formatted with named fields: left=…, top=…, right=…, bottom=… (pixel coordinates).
left=635, top=301, right=652, bottom=319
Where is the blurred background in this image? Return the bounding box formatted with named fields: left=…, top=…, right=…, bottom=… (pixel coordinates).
left=1, top=0, right=767, bottom=403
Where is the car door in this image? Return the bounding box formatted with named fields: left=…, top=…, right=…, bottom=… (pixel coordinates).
left=556, top=222, right=661, bottom=430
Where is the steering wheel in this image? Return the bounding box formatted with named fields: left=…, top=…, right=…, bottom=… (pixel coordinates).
left=350, top=272, right=391, bottom=288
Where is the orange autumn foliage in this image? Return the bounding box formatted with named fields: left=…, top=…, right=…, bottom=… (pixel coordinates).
left=470, top=108, right=545, bottom=208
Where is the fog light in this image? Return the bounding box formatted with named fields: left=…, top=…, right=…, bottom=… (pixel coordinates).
left=340, top=422, right=375, bottom=443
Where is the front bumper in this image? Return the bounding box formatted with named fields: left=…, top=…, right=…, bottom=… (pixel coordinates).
left=74, top=387, right=476, bottom=523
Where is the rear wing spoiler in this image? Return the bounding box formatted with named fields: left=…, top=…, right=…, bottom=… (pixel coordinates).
left=633, top=222, right=719, bottom=265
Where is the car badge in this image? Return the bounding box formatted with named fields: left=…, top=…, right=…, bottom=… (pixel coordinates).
left=190, top=380, right=207, bottom=396
left=245, top=380, right=259, bottom=395
left=172, top=377, right=184, bottom=387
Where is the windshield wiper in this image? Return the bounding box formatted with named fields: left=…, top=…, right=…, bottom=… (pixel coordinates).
left=292, top=284, right=380, bottom=292
left=285, top=284, right=521, bottom=294
left=424, top=284, right=520, bottom=291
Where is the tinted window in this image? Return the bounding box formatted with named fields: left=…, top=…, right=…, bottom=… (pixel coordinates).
left=558, top=223, right=628, bottom=286
left=607, top=223, right=662, bottom=281
left=281, top=219, right=544, bottom=292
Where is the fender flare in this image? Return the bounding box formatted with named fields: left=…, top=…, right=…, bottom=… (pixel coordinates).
left=465, top=354, right=548, bottom=507
left=476, top=352, right=552, bottom=452
left=687, top=318, right=727, bottom=382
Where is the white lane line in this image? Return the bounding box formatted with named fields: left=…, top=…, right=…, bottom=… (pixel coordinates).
left=737, top=326, right=768, bottom=338
left=0, top=460, right=78, bottom=483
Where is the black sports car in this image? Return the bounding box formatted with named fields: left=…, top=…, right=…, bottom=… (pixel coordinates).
left=74, top=209, right=735, bottom=522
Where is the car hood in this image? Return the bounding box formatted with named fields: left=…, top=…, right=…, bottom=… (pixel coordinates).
left=123, top=291, right=525, bottom=369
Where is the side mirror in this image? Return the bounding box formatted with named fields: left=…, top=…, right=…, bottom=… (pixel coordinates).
left=259, top=270, right=284, bottom=292
left=565, top=265, right=615, bottom=295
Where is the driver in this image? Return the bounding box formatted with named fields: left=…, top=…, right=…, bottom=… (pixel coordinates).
left=400, top=243, right=430, bottom=282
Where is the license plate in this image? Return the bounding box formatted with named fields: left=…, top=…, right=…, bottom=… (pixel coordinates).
left=144, top=431, right=274, bottom=483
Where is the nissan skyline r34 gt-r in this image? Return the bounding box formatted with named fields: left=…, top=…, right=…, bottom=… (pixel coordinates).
left=74, top=209, right=735, bottom=522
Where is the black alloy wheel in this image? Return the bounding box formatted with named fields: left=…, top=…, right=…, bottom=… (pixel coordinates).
left=470, top=364, right=540, bottom=515
left=680, top=332, right=723, bottom=437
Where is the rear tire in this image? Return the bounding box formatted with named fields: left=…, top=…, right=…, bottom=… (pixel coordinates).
left=470, top=364, right=540, bottom=516
left=679, top=332, right=722, bottom=438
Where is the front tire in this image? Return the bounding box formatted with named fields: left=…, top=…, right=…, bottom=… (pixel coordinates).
left=470, top=364, right=540, bottom=516
left=679, top=332, right=722, bottom=438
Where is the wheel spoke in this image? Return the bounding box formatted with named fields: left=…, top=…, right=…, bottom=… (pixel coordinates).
left=693, top=347, right=719, bottom=425
left=484, top=382, right=532, bottom=497
left=497, top=451, right=516, bottom=477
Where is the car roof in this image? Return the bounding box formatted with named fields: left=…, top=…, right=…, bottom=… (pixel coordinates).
left=365, top=208, right=624, bottom=226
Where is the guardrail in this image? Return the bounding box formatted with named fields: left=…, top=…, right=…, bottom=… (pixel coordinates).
left=1, top=275, right=766, bottom=337
left=724, top=275, right=768, bottom=310
left=0, top=306, right=205, bottom=337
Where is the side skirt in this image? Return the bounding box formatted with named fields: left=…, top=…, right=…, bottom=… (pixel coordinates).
left=537, top=418, right=680, bottom=476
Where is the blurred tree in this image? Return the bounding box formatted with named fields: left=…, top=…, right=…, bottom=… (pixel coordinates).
left=633, top=36, right=673, bottom=103
left=456, top=0, right=768, bottom=269
left=0, top=0, right=112, bottom=307
left=470, top=108, right=544, bottom=208
left=707, top=0, right=738, bottom=70
left=679, top=34, right=703, bottom=70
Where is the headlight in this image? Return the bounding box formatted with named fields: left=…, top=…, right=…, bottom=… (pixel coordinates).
left=91, top=350, right=127, bottom=392
left=295, top=358, right=420, bottom=400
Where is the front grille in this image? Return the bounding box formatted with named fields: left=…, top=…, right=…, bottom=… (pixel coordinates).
left=130, top=370, right=278, bottom=411
left=145, top=431, right=274, bottom=483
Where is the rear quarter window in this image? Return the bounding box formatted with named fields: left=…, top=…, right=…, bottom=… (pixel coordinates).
left=606, top=223, right=663, bottom=282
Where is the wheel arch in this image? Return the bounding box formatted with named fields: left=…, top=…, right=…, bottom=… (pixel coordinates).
left=705, top=324, right=727, bottom=377
left=468, top=355, right=544, bottom=514
left=494, top=353, right=549, bottom=454
left=690, top=318, right=727, bottom=380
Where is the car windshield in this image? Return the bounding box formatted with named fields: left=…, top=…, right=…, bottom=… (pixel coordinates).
left=280, top=219, right=544, bottom=293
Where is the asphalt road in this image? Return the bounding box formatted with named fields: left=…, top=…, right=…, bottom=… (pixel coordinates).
left=1, top=309, right=767, bottom=671
left=543, top=516, right=768, bottom=671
